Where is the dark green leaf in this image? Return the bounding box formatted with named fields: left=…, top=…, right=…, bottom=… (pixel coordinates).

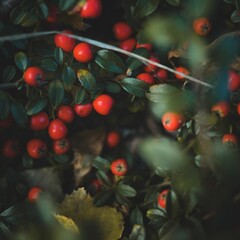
left=20, top=8, right=38, bottom=27
left=166, top=190, right=181, bottom=219
left=166, top=0, right=180, bottom=7
left=77, top=69, right=96, bottom=91
left=2, top=65, right=16, bottom=82
left=103, top=81, right=122, bottom=93
left=55, top=48, right=64, bottom=66
left=147, top=209, right=167, bottom=220
left=129, top=225, right=146, bottom=240
left=48, top=80, right=64, bottom=109
left=94, top=190, right=113, bottom=206
left=22, top=154, right=34, bottom=168
left=92, top=156, right=111, bottom=171
left=116, top=183, right=137, bottom=197
left=10, top=6, right=28, bottom=24
left=130, top=207, right=144, bottom=225
left=54, top=154, right=70, bottom=164
left=231, top=9, right=240, bottom=23
left=59, top=0, right=78, bottom=11
left=36, top=2, right=49, bottom=19
left=11, top=101, right=28, bottom=128
left=62, top=65, right=75, bottom=91
left=115, top=192, right=131, bottom=206
left=14, top=52, right=28, bottom=71
left=41, top=58, right=58, bottom=72
left=133, top=0, right=160, bottom=18
left=0, top=90, right=10, bottom=119
left=95, top=50, right=125, bottom=74
left=25, top=97, right=48, bottom=115
left=121, top=78, right=149, bottom=97
left=96, top=170, right=111, bottom=186
left=75, top=87, right=89, bottom=104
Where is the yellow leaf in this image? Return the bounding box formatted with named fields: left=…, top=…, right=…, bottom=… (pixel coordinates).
left=54, top=214, right=79, bottom=233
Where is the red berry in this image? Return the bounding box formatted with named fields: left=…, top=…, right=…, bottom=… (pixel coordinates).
left=74, top=103, right=93, bottom=117
left=93, top=94, right=114, bottom=116
left=237, top=103, right=240, bottom=115
left=211, top=101, right=230, bottom=118
left=228, top=70, right=240, bottom=91
left=136, top=43, right=153, bottom=51
left=80, top=0, right=102, bottom=19
left=73, top=43, right=93, bottom=63
left=28, top=187, right=42, bottom=202
left=137, top=73, right=155, bottom=85
left=107, top=131, right=120, bottom=148
left=91, top=179, right=102, bottom=191
left=46, top=6, right=58, bottom=23
left=111, top=158, right=128, bottom=176
left=23, top=67, right=45, bottom=87
left=2, top=139, right=20, bottom=158
left=143, top=55, right=160, bottom=73
left=193, top=17, right=211, bottom=36
left=48, top=119, right=68, bottom=140
left=162, top=112, right=185, bottom=132
left=119, top=38, right=136, bottom=52
left=156, top=69, right=168, bottom=80
left=113, top=22, right=133, bottom=41
left=54, top=30, right=76, bottom=52
left=222, top=134, right=238, bottom=146
left=57, top=105, right=75, bottom=123
left=53, top=138, right=71, bottom=155
left=158, top=189, right=169, bottom=208
left=0, top=115, right=13, bottom=128
left=30, top=112, right=49, bottom=131
left=175, top=67, right=190, bottom=80
left=27, top=139, right=47, bottom=159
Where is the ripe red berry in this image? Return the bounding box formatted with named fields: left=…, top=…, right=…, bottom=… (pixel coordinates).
left=48, top=119, right=68, bottom=140
left=228, top=70, right=240, bottom=92
left=107, top=131, right=120, bottom=148
left=193, top=17, right=211, bottom=36
left=27, top=139, right=47, bottom=159
left=30, top=112, right=49, bottom=131
left=119, top=38, right=136, bottom=52
left=54, top=30, right=76, bottom=52
left=162, top=112, right=185, bottom=132
left=0, top=115, right=13, bottom=128
left=158, top=189, right=169, bottom=209
left=211, top=101, right=230, bottom=118
left=57, top=105, right=75, bottom=123
left=222, top=134, right=238, bottom=146
left=93, top=94, right=114, bottom=116
left=2, top=139, right=20, bottom=158
left=175, top=67, right=190, bottom=80
left=136, top=43, right=153, bottom=51
left=80, top=0, right=102, bottom=18
left=53, top=138, right=71, bottom=155
left=113, top=22, right=133, bottom=41
left=237, top=103, right=240, bottom=116
left=156, top=69, right=168, bottom=80
left=28, top=187, right=42, bottom=202
left=137, top=73, right=155, bottom=85
left=110, top=158, right=128, bottom=176
left=143, top=55, right=160, bottom=73
left=46, top=6, right=58, bottom=23
left=73, top=43, right=93, bottom=63
left=23, top=67, right=45, bottom=87
left=74, top=103, right=93, bottom=117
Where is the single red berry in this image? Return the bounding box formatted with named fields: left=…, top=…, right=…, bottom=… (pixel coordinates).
left=111, top=158, right=128, bottom=176
left=175, top=67, right=190, bottom=80
left=211, top=101, right=230, bottom=118
left=113, top=22, right=133, bottom=41
left=228, top=70, right=240, bottom=92
left=91, top=179, right=102, bottom=191
left=2, top=139, right=20, bottom=158
left=119, top=38, right=136, bottom=52
left=27, top=139, right=47, bottom=159
left=53, top=138, right=71, bottom=155
left=158, top=189, right=169, bottom=209
left=30, top=112, right=49, bottom=131
left=137, top=73, right=155, bottom=85
left=136, top=43, right=153, bottom=51
left=93, top=94, right=114, bottom=116
left=0, top=115, right=13, bottom=128
left=74, top=103, right=93, bottom=117
left=54, top=30, right=76, bottom=52
left=143, top=55, right=160, bottom=73
left=28, top=187, right=42, bottom=202
left=48, top=119, right=68, bottom=140
left=73, top=43, right=93, bottom=63
left=162, top=112, right=185, bottom=132
left=80, top=0, right=102, bottom=18
left=156, top=69, right=168, bottom=80
left=237, top=103, right=240, bottom=116
left=193, top=17, right=211, bottom=36
left=57, top=105, right=75, bottom=123
left=46, top=6, right=58, bottom=23
left=107, top=131, right=120, bottom=148
left=222, top=133, right=238, bottom=146
left=23, top=67, right=45, bottom=87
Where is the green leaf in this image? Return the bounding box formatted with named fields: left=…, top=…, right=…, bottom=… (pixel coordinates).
left=36, top=2, right=49, bottom=19
left=166, top=190, right=181, bottom=219
left=0, top=91, right=10, bottom=119
left=48, top=80, right=64, bottom=109
left=25, top=97, right=48, bottom=115
left=116, top=183, right=137, bottom=197
left=133, top=0, right=160, bottom=18
left=166, top=0, right=180, bottom=6
left=14, top=52, right=28, bottom=71
left=146, top=209, right=167, bottom=220
left=94, top=190, right=113, bottom=206
left=231, top=9, right=240, bottom=23
left=59, top=0, right=78, bottom=11
left=41, top=58, right=58, bottom=72
left=129, top=225, right=146, bottom=240
left=96, top=170, right=112, bottom=186
left=130, top=207, right=144, bottom=225
left=54, top=154, right=70, bottom=164
left=77, top=69, right=96, bottom=91
left=102, top=82, right=122, bottom=93
left=2, top=65, right=16, bottom=82
left=75, top=87, right=89, bottom=104
left=11, top=101, right=28, bottom=128
left=92, top=156, right=111, bottom=171
left=95, top=50, right=125, bottom=74
left=22, top=154, right=34, bottom=169
left=120, top=78, right=149, bottom=97
left=10, top=6, right=28, bottom=24
left=62, top=65, right=75, bottom=91
left=55, top=48, right=64, bottom=66
left=20, top=8, right=38, bottom=27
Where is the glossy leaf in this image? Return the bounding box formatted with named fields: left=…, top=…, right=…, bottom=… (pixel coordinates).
left=75, top=87, right=89, bottom=104
left=77, top=69, right=96, bottom=91
left=166, top=0, right=180, bottom=6
left=48, top=80, right=64, bottom=109
left=14, top=52, right=28, bottom=71
left=25, top=97, right=48, bottom=115
left=92, top=156, right=111, bottom=171
left=2, top=65, right=16, bottom=82
left=41, top=58, right=58, bottom=72
left=36, top=2, right=49, bottom=19
left=59, top=0, right=78, bottom=11
left=103, top=82, right=122, bottom=93
left=62, top=65, right=75, bottom=91
left=133, top=0, right=160, bottom=18
left=55, top=48, right=64, bottom=66
left=116, top=183, right=137, bottom=197
left=11, top=101, right=28, bottom=128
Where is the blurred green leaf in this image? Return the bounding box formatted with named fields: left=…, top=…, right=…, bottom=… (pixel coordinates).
left=41, top=58, right=58, bottom=72
left=77, top=69, right=96, bottom=91
left=59, top=0, right=78, bottom=11
left=129, top=225, right=146, bottom=240
left=231, top=9, right=240, bottom=23
left=25, top=97, right=48, bottom=115
left=20, top=8, right=38, bottom=27
left=15, top=52, right=27, bottom=71
left=48, top=80, right=64, bottom=109
left=102, top=82, right=122, bottom=93
left=166, top=0, right=180, bottom=6
left=130, top=207, right=144, bottom=225
left=96, top=170, right=111, bottom=186
left=75, top=87, right=89, bottom=103
left=92, top=156, right=111, bottom=171
left=133, top=0, right=160, bottom=18
left=54, top=154, right=70, bottom=164
left=93, top=190, right=113, bottom=206
left=11, top=101, right=28, bottom=128
left=2, top=65, right=16, bottom=82
left=55, top=48, right=64, bottom=66
left=147, top=209, right=167, bottom=221
left=36, top=2, right=49, bottom=19
left=10, top=6, right=28, bottom=24
left=116, top=183, right=137, bottom=197
left=0, top=90, right=10, bottom=119
left=62, top=65, right=75, bottom=91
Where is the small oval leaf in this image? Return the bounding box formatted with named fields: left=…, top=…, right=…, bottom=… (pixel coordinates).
left=15, top=52, right=28, bottom=71
left=48, top=80, right=65, bottom=109
left=77, top=69, right=96, bottom=91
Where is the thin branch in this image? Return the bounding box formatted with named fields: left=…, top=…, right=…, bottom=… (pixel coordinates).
left=0, top=82, right=18, bottom=89
left=0, top=31, right=214, bottom=89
